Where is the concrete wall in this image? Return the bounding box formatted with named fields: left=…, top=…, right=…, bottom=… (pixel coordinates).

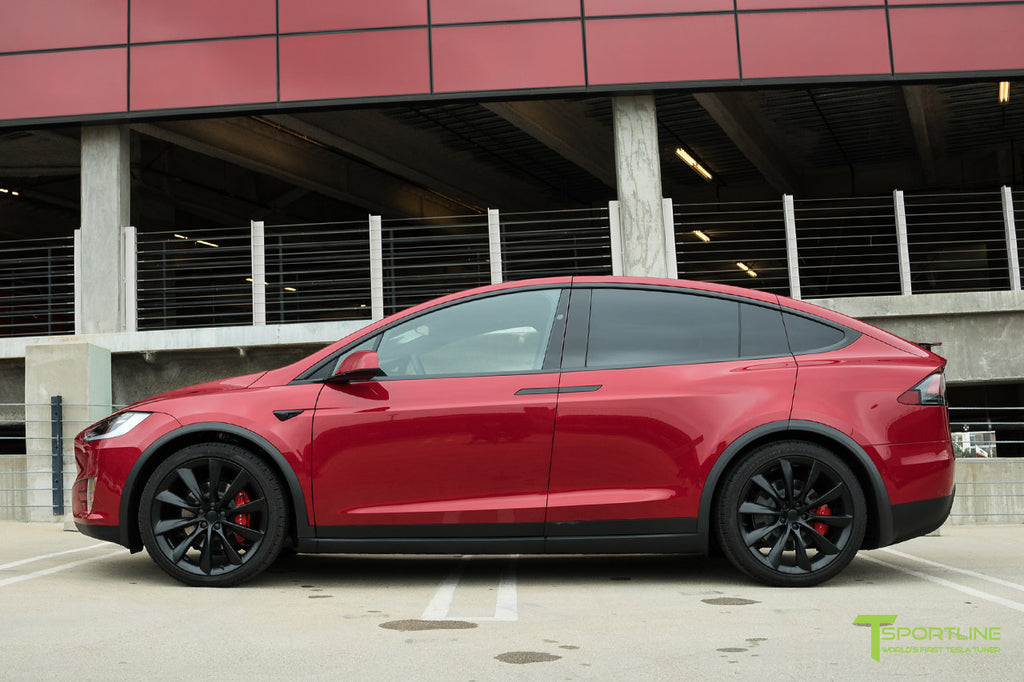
left=945, top=458, right=1024, bottom=526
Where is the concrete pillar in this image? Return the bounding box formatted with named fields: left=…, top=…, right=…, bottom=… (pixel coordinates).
left=612, top=95, right=671, bottom=277
left=24, top=343, right=112, bottom=523
left=80, top=126, right=130, bottom=334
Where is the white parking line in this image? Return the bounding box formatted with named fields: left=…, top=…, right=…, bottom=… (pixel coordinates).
left=859, top=553, right=1024, bottom=613
left=0, top=543, right=111, bottom=571
left=0, top=549, right=126, bottom=588
left=421, top=556, right=518, bottom=622
left=881, top=547, right=1024, bottom=594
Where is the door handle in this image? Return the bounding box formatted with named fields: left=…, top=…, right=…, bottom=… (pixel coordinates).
left=515, top=385, right=601, bottom=396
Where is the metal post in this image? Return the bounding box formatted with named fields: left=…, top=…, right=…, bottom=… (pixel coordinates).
left=122, top=226, right=137, bottom=333
left=1002, top=186, right=1021, bottom=291
left=608, top=200, right=624, bottom=276
left=893, top=189, right=912, bottom=296
left=783, top=194, right=801, bottom=300
left=487, top=208, right=503, bottom=285
left=251, top=220, right=266, bottom=325
left=369, top=215, right=384, bottom=321
left=50, top=395, right=63, bottom=516
left=662, top=197, right=678, bottom=278
left=73, top=229, right=82, bottom=334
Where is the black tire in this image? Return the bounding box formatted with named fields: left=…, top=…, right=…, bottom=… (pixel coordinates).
left=715, top=441, right=866, bottom=587
left=139, top=442, right=288, bottom=587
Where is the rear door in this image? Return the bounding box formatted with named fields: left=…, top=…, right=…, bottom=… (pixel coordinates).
left=545, top=285, right=798, bottom=537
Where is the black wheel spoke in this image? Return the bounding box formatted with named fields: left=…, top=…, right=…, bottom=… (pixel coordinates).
left=779, top=459, right=795, bottom=502
left=228, top=497, right=266, bottom=516
left=802, top=524, right=841, bottom=555
left=155, top=489, right=198, bottom=512
left=215, top=529, right=245, bottom=566
left=808, top=512, right=853, bottom=528
left=805, top=481, right=846, bottom=509
left=750, top=474, right=782, bottom=505
left=170, top=527, right=203, bottom=564
left=743, top=522, right=781, bottom=548
left=153, top=517, right=196, bottom=537
left=220, top=470, right=254, bottom=509
left=208, top=459, right=223, bottom=506
left=766, top=526, right=792, bottom=569
left=176, top=467, right=205, bottom=505
left=793, top=532, right=813, bottom=571
left=739, top=501, right=778, bottom=516
left=222, top=520, right=265, bottom=542
left=799, top=461, right=822, bottom=506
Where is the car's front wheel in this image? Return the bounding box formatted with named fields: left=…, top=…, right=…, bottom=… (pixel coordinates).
left=139, top=442, right=287, bottom=587
left=715, top=441, right=866, bottom=587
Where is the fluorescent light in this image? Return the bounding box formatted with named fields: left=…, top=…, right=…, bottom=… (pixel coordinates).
left=675, top=147, right=713, bottom=181
left=173, top=234, right=188, bottom=240
left=692, top=230, right=711, bottom=242
left=284, top=287, right=297, bottom=292
left=736, top=262, right=758, bottom=278
left=999, top=81, right=1010, bottom=104
left=196, top=240, right=219, bottom=248
left=0, top=188, right=8, bottom=194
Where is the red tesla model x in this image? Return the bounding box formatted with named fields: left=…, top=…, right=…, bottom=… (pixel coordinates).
left=73, top=276, right=954, bottom=587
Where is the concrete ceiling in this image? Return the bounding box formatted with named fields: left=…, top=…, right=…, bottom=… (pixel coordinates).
left=0, top=81, right=1021, bottom=239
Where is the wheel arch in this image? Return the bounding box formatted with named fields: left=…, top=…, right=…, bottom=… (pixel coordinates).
left=699, top=420, right=894, bottom=552
left=118, top=422, right=312, bottom=553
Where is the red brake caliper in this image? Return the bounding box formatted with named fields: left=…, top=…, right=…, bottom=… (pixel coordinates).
left=233, top=491, right=252, bottom=544
left=811, top=504, right=831, bottom=536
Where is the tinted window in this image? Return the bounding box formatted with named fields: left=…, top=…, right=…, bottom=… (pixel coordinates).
left=586, top=289, right=740, bottom=368
left=375, top=289, right=561, bottom=377
left=783, top=313, right=848, bottom=354
left=740, top=303, right=790, bottom=358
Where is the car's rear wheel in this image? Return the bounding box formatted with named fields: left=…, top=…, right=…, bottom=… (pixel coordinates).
left=139, top=443, right=287, bottom=587
left=715, top=441, right=866, bottom=587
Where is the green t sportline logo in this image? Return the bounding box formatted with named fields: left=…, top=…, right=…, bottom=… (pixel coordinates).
left=854, top=614, right=1002, bottom=661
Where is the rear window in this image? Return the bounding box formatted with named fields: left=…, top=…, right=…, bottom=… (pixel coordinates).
left=782, top=313, right=851, bottom=354
left=584, top=288, right=790, bottom=368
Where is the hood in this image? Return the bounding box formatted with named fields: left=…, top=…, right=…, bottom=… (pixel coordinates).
left=130, top=371, right=267, bottom=408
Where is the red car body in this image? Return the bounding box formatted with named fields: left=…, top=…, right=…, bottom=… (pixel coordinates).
left=73, top=276, right=954, bottom=586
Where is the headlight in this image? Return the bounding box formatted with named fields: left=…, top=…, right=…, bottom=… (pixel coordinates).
left=84, top=412, right=152, bottom=441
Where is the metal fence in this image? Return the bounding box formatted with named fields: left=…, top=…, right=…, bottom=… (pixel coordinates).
left=0, top=236, right=75, bottom=338
left=0, top=187, right=1020, bottom=336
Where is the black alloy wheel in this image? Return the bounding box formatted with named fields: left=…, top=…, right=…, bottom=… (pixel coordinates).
left=139, top=442, right=287, bottom=587
left=715, top=441, right=866, bottom=587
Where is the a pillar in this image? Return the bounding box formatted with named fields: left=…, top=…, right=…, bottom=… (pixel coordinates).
left=80, top=126, right=130, bottom=334
left=612, top=95, right=671, bottom=278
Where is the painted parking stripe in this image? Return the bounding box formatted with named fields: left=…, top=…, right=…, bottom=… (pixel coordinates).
left=0, top=549, right=125, bottom=588
left=421, top=556, right=518, bottom=622
left=0, top=543, right=110, bottom=571
left=859, top=553, right=1024, bottom=613
left=881, top=547, right=1024, bottom=594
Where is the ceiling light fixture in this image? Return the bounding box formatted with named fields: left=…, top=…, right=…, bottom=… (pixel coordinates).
left=736, top=262, right=758, bottom=278
left=692, top=229, right=711, bottom=242
left=195, top=240, right=219, bottom=248
left=173, top=234, right=188, bottom=240
left=999, top=81, right=1010, bottom=104
left=675, top=148, right=713, bottom=181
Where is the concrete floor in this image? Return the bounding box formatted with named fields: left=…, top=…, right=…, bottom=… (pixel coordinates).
left=1, top=522, right=1022, bottom=680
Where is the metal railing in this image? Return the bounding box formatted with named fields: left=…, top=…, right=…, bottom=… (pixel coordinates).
left=0, top=236, right=75, bottom=338
left=0, top=187, right=1020, bottom=337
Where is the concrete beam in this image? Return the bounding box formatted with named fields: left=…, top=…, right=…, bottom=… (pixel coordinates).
left=693, top=92, right=803, bottom=195
left=483, top=100, right=617, bottom=187
left=132, top=118, right=469, bottom=218
left=266, top=111, right=563, bottom=211
left=902, top=85, right=948, bottom=186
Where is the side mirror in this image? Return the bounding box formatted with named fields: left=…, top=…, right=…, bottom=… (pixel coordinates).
left=328, top=350, right=381, bottom=383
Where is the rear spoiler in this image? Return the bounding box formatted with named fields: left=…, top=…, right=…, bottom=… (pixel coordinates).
left=915, top=341, right=942, bottom=352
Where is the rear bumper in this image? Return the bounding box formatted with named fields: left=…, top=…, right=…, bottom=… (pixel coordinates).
left=889, top=489, right=955, bottom=545
left=74, top=521, right=124, bottom=547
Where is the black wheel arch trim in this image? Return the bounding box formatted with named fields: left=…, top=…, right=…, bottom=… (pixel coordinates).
left=698, top=420, right=895, bottom=551
left=118, top=422, right=312, bottom=552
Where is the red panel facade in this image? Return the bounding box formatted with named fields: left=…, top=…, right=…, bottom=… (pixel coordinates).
left=890, top=5, right=1024, bottom=74
left=0, top=0, right=126, bottom=53
left=432, top=22, right=586, bottom=93
left=280, top=30, right=430, bottom=101
left=586, top=16, right=739, bottom=85
left=739, top=10, right=891, bottom=79
left=431, top=0, right=580, bottom=23
left=130, top=0, right=276, bottom=43
left=0, top=49, right=126, bottom=120
left=738, top=0, right=882, bottom=8
left=585, top=0, right=733, bottom=14
left=279, top=0, right=428, bottom=33
left=131, top=38, right=277, bottom=111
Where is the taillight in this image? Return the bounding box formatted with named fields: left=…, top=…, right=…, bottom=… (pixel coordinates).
left=898, top=373, right=946, bottom=406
